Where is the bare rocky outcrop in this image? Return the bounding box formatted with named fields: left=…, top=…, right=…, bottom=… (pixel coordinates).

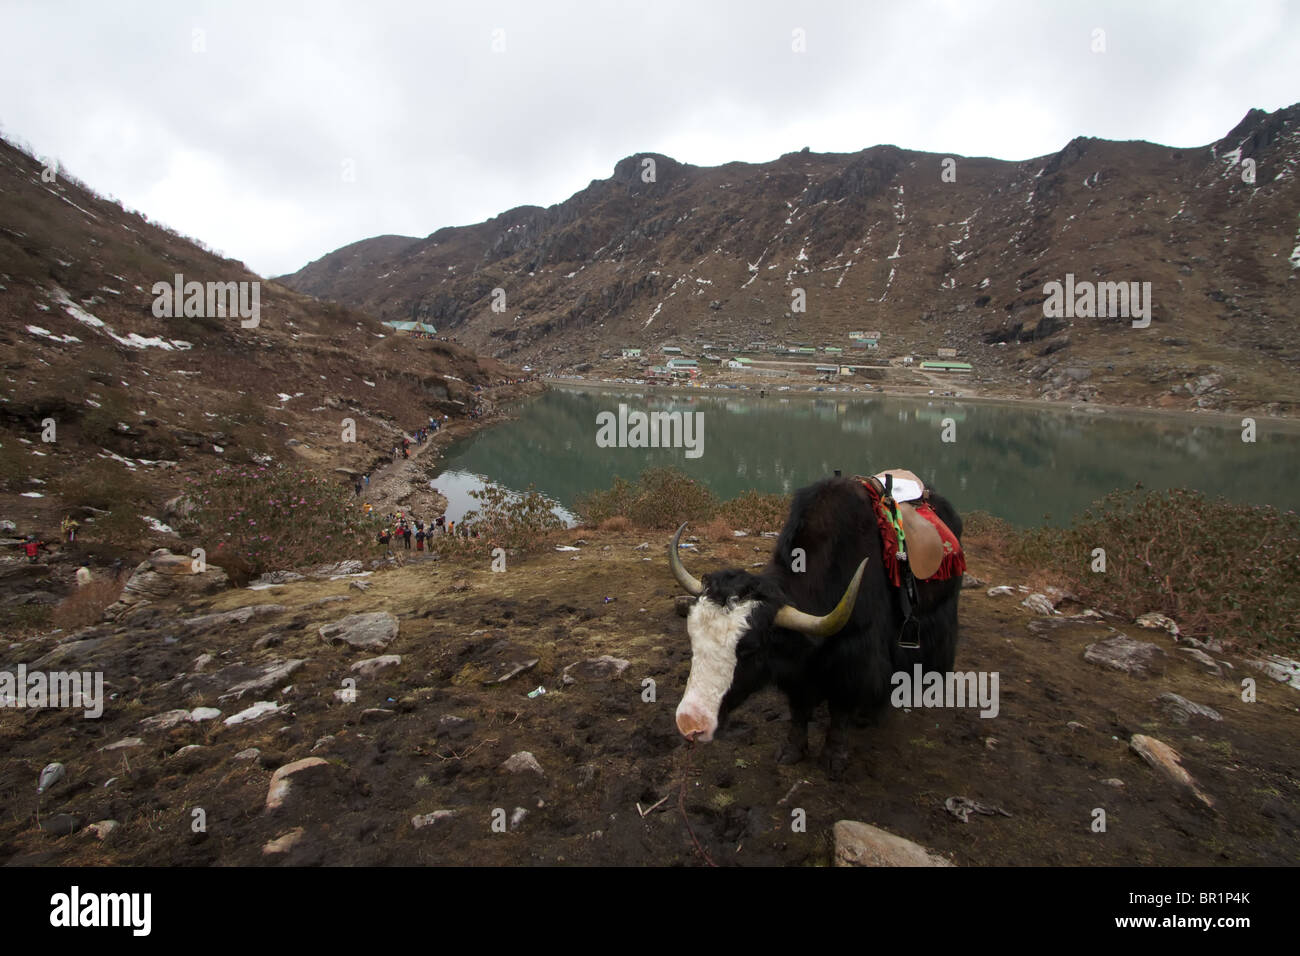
left=103, top=549, right=228, bottom=622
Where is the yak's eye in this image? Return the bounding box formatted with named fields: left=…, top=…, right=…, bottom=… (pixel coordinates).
left=725, top=595, right=741, bottom=611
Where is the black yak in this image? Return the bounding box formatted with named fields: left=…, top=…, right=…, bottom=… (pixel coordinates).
left=668, top=474, right=963, bottom=776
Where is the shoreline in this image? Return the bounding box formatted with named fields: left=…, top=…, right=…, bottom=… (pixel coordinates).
left=543, top=376, right=1300, bottom=432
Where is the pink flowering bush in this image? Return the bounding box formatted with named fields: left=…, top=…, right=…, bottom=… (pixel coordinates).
left=180, top=464, right=374, bottom=573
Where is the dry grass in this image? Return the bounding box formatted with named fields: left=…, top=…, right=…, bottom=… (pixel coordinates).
left=697, top=516, right=734, bottom=543
left=52, top=575, right=126, bottom=630
left=597, top=516, right=631, bottom=533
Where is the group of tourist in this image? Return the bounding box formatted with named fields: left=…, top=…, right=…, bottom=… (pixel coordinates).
left=376, top=511, right=452, bottom=553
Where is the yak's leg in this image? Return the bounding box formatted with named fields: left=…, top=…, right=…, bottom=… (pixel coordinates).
left=821, top=703, right=853, bottom=780
left=776, top=698, right=814, bottom=765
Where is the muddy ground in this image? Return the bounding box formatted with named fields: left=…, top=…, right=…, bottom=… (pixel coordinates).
left=1, top=529, right=1297, bottom=866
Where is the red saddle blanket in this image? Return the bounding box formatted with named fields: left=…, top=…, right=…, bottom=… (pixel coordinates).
left=862, top=480, right=966, bottom=587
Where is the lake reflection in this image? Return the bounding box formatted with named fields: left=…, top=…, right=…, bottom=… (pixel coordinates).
left=431, top=387, right=1298, bottom=527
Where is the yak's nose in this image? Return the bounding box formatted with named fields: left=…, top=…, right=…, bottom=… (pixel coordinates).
left=675, top=703, right=716, bottom=742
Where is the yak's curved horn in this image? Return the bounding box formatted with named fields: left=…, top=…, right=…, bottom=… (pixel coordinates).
left=773, top=558, right=869, bottom=639
left=668, top=522, right=703, bottom=596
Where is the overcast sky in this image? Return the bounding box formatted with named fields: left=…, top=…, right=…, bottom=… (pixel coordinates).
left=2, top=1, right=1296, bottom=277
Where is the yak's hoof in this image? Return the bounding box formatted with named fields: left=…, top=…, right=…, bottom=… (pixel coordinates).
left=821, top=747, right=850, bottom=780
left=776, top=739, right=808, bottom=765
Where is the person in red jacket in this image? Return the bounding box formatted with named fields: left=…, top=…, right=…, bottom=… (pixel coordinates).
left=23, top=536, right=41, bottom=563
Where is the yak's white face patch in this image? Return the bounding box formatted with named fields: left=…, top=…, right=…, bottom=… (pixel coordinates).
left=676, top=596, right=758, bottom=741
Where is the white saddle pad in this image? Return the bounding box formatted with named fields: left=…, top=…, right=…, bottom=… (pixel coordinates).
left=873, top=471, right=923, bottom=502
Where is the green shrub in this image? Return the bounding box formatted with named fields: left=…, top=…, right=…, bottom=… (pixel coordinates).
left=1014, top=488, right=1300, bottom=652
left=442, top=482, right=565, bottom=555
left=717, top=490, right=791, bottom=534
left=575, top=467, right=719, bottom=530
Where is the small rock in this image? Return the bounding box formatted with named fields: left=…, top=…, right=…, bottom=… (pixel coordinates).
left=311, top=735, right=335, bottom=753
left=944, top=796, right=1013, bottom=823
left=139, top=709, right=192, bottom=733
left=1021, top=593, right=1056, bottom=616
left=1135, top=612, right=1181, bottom=638
left=1084, top=634, right=1166, bottom=677
left=350, top=655, right=402, bottom=679
left=1157, top=692, right=1222, bottom=724
left=349, top=580, right=371, bottom=592
left=217, top=659, right=305, bottom=702
left=833, top=820, right=954, bottom=867
left=562, top=656, right=631, bottom=682
left=224, top=701, right=285, bottom=726
left=266, top=757, right=328, bottom=811
left=986, top=585, right=1016, bottom=597
left=961, top=573, right=986, bottom=589
left=1245, top=654, right=1300, bottom=690
left=360, top=708, right=395, bottom=723
left=501, top=751, right=544, bottom=777
left=193, top=653, right=214, bottom=672
left=37, top=762, right=65, bottom=794
left=1129, top=734, right=1214, bottom=808
left=510, top=807, right=528, bottom=830
left=412, top=810, right=458, bottom=829
left=1179, top=647, right=1223, bottom=676
left=484, top=659, right=539, bottom=685
left=234, top=748, right=261, bottom=761
left=99, top=738, right=143, bottom=752
left=86, top=819, right=119, bottom=840
left=1101, top=778, right=1125, bottom=788
left=319, top=611, right=399, bottom=650
left=189, top=707, right=221, bottom=722
left=262, top=827, right=306, bottom=854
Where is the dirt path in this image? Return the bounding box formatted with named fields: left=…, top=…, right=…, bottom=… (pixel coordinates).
left=359, top=429, right=447, bottom=522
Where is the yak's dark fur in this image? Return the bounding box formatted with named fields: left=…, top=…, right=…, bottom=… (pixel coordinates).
left=697, top=476, right=962, bottom=774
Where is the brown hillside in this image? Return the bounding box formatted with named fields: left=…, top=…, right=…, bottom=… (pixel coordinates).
left=282, top=106, right=1300, bottom=413
left=0, top=135, right=532, bottom=550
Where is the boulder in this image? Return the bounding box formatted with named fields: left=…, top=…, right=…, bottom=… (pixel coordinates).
left=319, top=612, right=399, bottom=650
left=833, top=821, right=954, bottom=867
left=501, top=751, right=544, bottom=777
left=1021, top=593, right=1057, bottom=616
left=224, top=701, right=286, bottom=726
left=1157, top=692, right=1222, bottom=724
left=1084, top=634, right=1166, bottom=676
left=216, top=659, right=305, bottom=702
left=262, top=827, right=306, bottom=854
left=350, top=655, right=402, bottom=679
left=562, top=656, right=631, bottom=683
left=104, top=550, right=228, bottom=621
left=266, top=758, right=328, bottom=811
